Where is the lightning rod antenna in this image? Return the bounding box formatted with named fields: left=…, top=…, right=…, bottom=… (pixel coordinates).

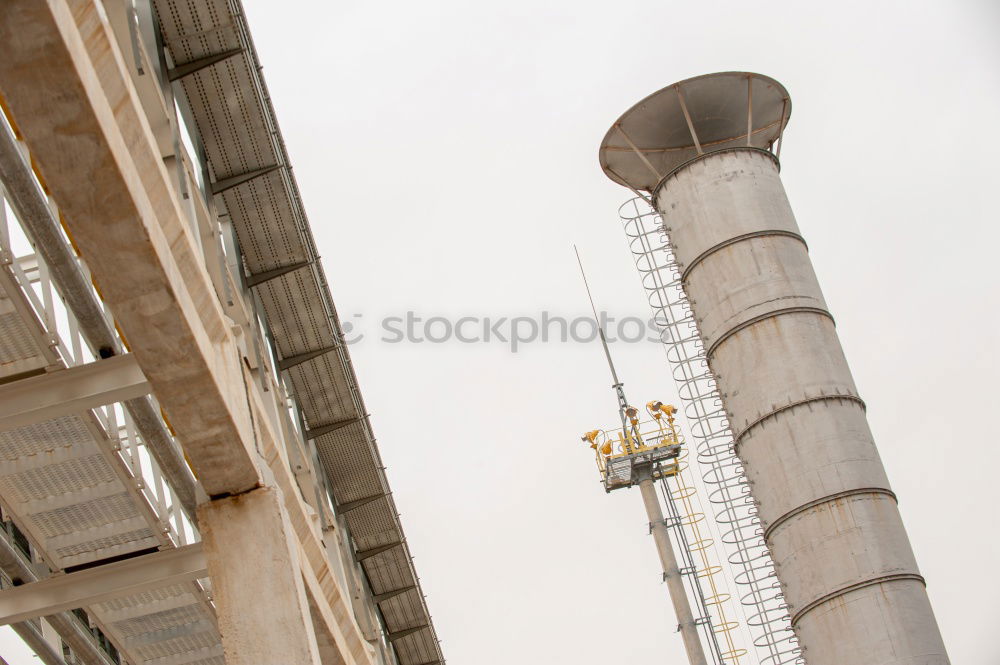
left=574, top=244, right=621, bottom=386
left=574, top=245, right=635, bottom=439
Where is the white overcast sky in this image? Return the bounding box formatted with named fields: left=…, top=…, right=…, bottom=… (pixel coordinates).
left=232, top=1, right=998, bottom=664
left=9, top=1, right=999, bottom=664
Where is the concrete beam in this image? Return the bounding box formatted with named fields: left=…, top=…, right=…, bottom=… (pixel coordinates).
left=300, top=544, right=357, bottom=665
left=0, top=354, right=148, bottom=433
left=251, top=383, right=373, bottom=665
left=199, top=487, right=321, bottom=665
left=0, top=0, right=264, bottom=496
left=0, top=114, right=200, bottom=522
left=0, top=544, right=206, bottom=625
left=0, top=5, right=381, bottom=665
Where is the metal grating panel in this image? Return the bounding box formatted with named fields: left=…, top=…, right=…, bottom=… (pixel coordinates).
left=166, top=655, right=224, bottom=665
left=314, top=423, right=384, bottom=505
left=152, top=1, right=446, bottom=662
left=114, top=605, right=205, bottom=638
left=55, top=527, right=158, bottom=560
left=286, top=355, right=353, bottom=424
left=188, top=63, right=273, bottom=179
left=157, top=0, right=240, bottom=63
left=257, top=272, right=333, bottom=359
left=344, top=499, right=398, bottom=549
left=0, top=414, right=90, bottom=460
left=0, top=303, right=43, bottom=369
left=222, top=173, right=306, bottom=274
left=133, top=629, right=220, bottom=661
left=0, top=100, right=221, bottom=664
left=395, top=632, right=435, bottom=665
left=97, top=585, right=194, bottom=613
left=0, top=453, right=115, bottom=502
left=29, top=492, right=141, bottom=539
left=361, top=553, right=412, bottom=599
left=380, top=591, right=425, bottom=630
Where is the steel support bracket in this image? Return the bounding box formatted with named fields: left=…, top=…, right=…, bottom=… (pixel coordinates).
left=0, top=354, right=149, bottom=433
left=277, top=343, right=338, bottom=372
left=387, top=624, right=428, bottom=642
left=372, top=584, right=415, bottom=604
left=0, top=544, right=206, bottom=625
left=209, top=164, right=282, bottom=195
left=305, top=415, right=367, bottom=440
left=354, top=541, right=401, bottom=563
left=245, top=260, right=313, bottom=288
left=334, top=493, right=387, bottom=515
left=663, top=516, right=682, bottom=529
left=166, top=48, right=244, bottom=82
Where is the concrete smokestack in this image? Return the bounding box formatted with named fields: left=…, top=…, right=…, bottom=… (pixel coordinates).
left=598, top=72, right=948, bottom=665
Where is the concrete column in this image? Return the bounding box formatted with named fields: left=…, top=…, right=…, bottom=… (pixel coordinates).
left=198, top=486, right=322, bottom=665
left=655, top=148, right=948, bottom=664
left=638, top=470, right=708, bottom=665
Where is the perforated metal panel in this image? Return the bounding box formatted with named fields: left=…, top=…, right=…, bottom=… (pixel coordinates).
left=314, top=423, right=385, bottom=506
left=152, top=2, right=446, bottom=662
left=0, top=411, right=156, bottom=571
left=132, top=628, right=221, bottom=661
left=0, top=203, right=221, bottom=664
left=97, top=585, right=196, bottom=615
left=0, top=295, right=45, bottom=374
left=0, top=454, right=116, bottom=501
left=114, top=604, right=205, bottom=637
left=286, top=355, right=354, bottom=424
left=223, top=172, right=307, bottom=274
left=258, top=272, right=335, bottom=362
left=91, top=577, right=220, bottom=662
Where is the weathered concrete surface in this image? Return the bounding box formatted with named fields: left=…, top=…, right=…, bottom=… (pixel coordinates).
left=251, top=384, right=372, bottom=665
left=0, top=3, right=378, bottom=664
left=199, top=487, right=322, bottom=665
left=0, top=0, right=262, bottom=496
left=0, top=106, right=200, bottom=521
left=655, top=149, right=948, bottom=664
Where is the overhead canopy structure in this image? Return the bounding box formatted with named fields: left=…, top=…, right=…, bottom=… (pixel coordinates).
left=599, top=71, right=791, bottom=192
left=0, top=0, right=446, bottom=662
left=151, top=2, right=444, bottom=663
